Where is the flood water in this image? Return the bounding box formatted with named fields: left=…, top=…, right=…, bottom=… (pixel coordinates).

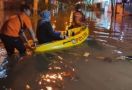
left=0, top=4, right=132, bottom=90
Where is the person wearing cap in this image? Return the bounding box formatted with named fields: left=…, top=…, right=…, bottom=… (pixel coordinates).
left=36, top=10, right=62, bottom=44
left=0, top=4, right=37, bottom=59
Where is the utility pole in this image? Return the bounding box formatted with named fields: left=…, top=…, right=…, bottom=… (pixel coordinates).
left=33, top=0, right=39, bottom=16
left=0, top=0, right=4, bottom=10
left=32, top=0, right=39, bottom=33
left=0, top=0, right=4, bottom=28
left=111, top=0, right=117, bottom=32
left=45, top=0, right=49, bottom=9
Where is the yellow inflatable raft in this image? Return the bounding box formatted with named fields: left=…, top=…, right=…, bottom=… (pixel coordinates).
left=34, top=26, right=89, bottom=53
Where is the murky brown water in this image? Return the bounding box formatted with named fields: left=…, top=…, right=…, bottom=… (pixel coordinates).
left=0, top=4, right=132, bottom=90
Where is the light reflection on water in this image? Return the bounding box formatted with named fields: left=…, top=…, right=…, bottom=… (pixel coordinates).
left=30, top=55, right=76, bottom=90
left=0, top=53, right=77, bottom=90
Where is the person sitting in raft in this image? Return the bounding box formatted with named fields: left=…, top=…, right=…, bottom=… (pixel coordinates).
left=69, top=4, right=86, bottom=29
left=36, top=10, right=63, bottom=44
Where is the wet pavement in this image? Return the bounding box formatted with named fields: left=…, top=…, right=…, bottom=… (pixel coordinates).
left=0, top=5, right=132, bottom=90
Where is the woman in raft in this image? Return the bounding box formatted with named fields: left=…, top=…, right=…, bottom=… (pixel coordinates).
left=36, top=10, right=63, bottom=44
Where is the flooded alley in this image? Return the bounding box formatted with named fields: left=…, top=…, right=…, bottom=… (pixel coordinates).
left=0, top=0, right=132, bottom=90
